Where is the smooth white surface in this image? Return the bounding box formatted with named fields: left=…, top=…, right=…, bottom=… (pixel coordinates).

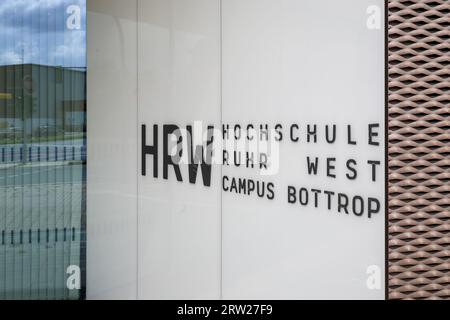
left=137, top=0, right=222, bottom=299
left=222, top=0, right=385, bottom=299
left=88, top=0, right=385, bottom=299
left=87, top=0, right=138, bottom=299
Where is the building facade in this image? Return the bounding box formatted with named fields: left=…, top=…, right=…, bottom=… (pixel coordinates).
left=0, top=0, right=448, bottom=300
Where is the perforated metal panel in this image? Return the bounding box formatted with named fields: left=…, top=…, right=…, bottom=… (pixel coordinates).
left=388, top=0, right=450, bottom=299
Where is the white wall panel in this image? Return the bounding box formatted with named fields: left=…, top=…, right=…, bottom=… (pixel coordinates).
left=221, top=0, right=385, bottom=299
left=88, top=0, right=385, bottom=300
left=87, top=0, right=138, bottom=299
left=137, top=0, right=221, bottom=299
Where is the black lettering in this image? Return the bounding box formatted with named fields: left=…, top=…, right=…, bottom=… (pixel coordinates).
left=307, top=157, right=319, bottom=175
left=367, top=160, right=381, bottom=182
left=246, top=152, right=254, bottom=168
left=352, top=196, right=364, bottom=216
left=247, top=124, right=254, bottom=141
left=257, top=181, right=265, bottom=197
left=324, top=190, right=335, bottom=210
left=260, top=153, right=268, bottom=169
left=368, top=123, right=380, bottom=146
left=311, top=189, right=321, bottom=208
left=223, top=150, right=229, bottom=165
left=346, top=159, right=357, bottom=180
left=275, top=124, right=283, bottom=141
left=234, top=151, right=241, bottom=167
left=222, top=124, right=230, bottom=140
left=248, top=179, right=255, bottom=194
left=260, top=124, right=268, bottom=141
left=288, top=186, right=297, bottom=203
left=290, top=124, right=299, bottom=142
left=347, top=125, right=356, bottom=145
left=230, top=177, right=238, bottom=193
left=368, top=197, right=380, bottom=218
left=163, top=124, right=183, bottom=182
left=267, top=183, right=275, bottom=200
left=338, top=193, right=349, bottom=214
left=141, top=124, right=158, bottom=177
left=186, top=125, right=213, bottom=186
left=238, top=178, right=246, bottom=194
left=299, top=188, right=308, bottom=205
left=307, top=124, right=317, bottom=143
left=325, top=124, right=336, bottom=143
left=234, top=124, right=241, bottom=140
left=327, top=158, right=336, bottom=178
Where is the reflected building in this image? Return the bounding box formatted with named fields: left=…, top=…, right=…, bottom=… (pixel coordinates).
left=0, top=64, right=86, bottom=141
left=0, top=63, right=86, bottom=300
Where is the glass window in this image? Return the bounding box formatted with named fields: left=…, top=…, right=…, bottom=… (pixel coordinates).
left=0, top=0, right=86, bottom=299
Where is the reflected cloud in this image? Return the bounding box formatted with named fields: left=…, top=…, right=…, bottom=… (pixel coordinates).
left=0, top=0, right=86, bottom=67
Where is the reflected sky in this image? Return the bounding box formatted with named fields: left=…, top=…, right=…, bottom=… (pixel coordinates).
left=0, top=0, right=86, bottom=67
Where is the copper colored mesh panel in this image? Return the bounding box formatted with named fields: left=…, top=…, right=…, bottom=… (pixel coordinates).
left=388, top=0, right=450, bottom=299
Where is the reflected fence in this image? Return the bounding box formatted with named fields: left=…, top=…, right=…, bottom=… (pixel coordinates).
left=0, top=145, right=86, bottom=164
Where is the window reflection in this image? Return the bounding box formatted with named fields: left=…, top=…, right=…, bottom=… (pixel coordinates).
left=0, top=0, right=86, bottom=299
